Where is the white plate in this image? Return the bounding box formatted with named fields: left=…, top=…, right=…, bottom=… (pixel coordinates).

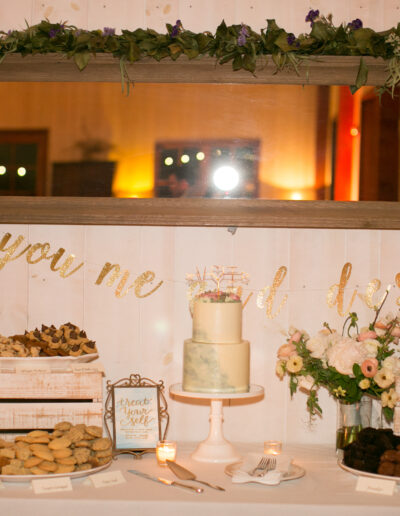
left=0, top=460, right=111, bottom=482
left=225, top=461, right=305, bottom=481
left=0, top=353, right=98, bottom=369
left=339, top=459, right=400, bottom=483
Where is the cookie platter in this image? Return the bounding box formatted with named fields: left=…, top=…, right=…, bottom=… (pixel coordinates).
left=338, top=459, right=400, bottom=483
left=0, top=353, right=99, bottom=368
left=0, top=460, right=111, bottom=482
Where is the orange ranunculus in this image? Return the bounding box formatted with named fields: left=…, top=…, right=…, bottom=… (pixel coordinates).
left=361, top=358, right=378, bottom=378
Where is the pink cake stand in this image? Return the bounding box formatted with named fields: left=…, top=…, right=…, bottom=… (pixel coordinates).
left=169, top=383, right=264, bottom=463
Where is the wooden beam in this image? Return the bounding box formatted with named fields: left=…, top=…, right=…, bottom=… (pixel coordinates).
left=0, top=54, right=389, bottom=86
left=0, top=197, right=399, bottom=229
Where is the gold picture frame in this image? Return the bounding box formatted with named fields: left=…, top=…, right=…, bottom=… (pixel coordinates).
left=104, top=373, right=169, bottom=458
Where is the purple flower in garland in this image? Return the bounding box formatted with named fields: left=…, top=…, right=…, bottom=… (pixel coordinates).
left=348, top=18, right=363, bottom=30
left=287, top=33, right=296, bottom=46
left=305, top=9, right=320, bottom=26
left=103, top=27, right=115, bottom=36
left=49, top=23, right=65, bottom=39
left=171, top=19, right=182, bottom=38
left=237, top=23, right=249, bottom=46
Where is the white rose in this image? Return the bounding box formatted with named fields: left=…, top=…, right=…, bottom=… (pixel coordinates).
left=298, top=375, right=315, bottom=392
left=306, top=330, right=338, bottom=359
left=326, top=337, right=367, bottom=376
left=361, top=338, right=380, bottom=358
left=383, top=355, right=400, bottom=375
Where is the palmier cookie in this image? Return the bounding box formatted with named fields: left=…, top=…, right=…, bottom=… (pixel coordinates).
left=86, top=426, right=103, bottom=439
left=48, top=437, right=71, bottom=450
left=24, top=456, right=43, bottom=468
left=81, top=340, right=97, bottom=354
left=52, top=447, right=72, bottom=459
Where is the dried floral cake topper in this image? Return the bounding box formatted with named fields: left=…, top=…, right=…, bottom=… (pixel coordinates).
left=186, top=266, right=252, bottom=308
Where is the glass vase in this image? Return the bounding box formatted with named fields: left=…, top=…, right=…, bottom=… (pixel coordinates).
left=336, top=397, right=373, bottom=450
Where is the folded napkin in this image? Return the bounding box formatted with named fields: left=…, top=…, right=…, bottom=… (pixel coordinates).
left=232, top=453, right=292, bottom=486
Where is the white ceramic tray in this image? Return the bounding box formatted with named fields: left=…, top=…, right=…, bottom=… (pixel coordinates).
left=225, top=461, right=305, bottom=481
left=0, top=353, right=98, bottom=369
left=0, top=461, right=111, bottom=482
left=339, top=459, right=400, bottom=483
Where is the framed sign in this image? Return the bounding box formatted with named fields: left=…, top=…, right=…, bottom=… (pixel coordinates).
left=104, top=374, right=169, bottom=457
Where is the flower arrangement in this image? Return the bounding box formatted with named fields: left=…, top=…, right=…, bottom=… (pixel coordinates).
left=276, top=302, right=400, bottom=422
left=2, top=11, right=400, bottom=95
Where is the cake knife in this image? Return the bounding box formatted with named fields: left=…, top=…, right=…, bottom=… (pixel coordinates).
left=127, top=469, right=204, bottom=493
left=166, top=460, right=225, bottom=491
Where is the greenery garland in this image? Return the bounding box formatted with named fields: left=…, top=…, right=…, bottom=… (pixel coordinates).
left=1, top=11, right=400, bottom=95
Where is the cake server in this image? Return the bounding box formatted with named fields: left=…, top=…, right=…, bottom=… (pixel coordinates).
left=127, top=469, right=203, bottom=493
left=166, top=460, right=225, bottom=491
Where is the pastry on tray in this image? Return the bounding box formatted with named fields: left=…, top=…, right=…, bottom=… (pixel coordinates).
left=343, top=427, right=400, bottom=477
left=0, top=322, right=97, bottom=358
left=0, top=422, right=112, bottom=475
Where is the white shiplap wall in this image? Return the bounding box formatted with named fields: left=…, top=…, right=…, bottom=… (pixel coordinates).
left=1, top=0, right=400, bottom=449
left=0, top=223, right=399, bottom=448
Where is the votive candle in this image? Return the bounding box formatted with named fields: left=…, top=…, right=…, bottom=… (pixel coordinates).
left=156, top=440, right=177, bottom=465
left=264, top=440, right=282, bottom=455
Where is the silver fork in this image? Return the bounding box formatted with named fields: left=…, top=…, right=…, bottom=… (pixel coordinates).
left=249, top=457, right=269, bottom=476
left=258, top=457, right=277, bottom=477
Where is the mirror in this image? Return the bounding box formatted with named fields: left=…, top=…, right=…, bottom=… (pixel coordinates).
left=0, top=81, right=397, bottom=201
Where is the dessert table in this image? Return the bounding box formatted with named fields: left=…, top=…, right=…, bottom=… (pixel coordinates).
left=0, top=442, right=399, bottom=516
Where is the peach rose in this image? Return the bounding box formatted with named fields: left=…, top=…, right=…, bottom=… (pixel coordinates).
left=391, top=326, right=400, bottom=337
left=277, top=342, right=297, bottom=359
left=358, top=330, right=377, bottom=341
left=361, top=358, right=378, bottom=378
left=289, top=331, right=302, bottom=344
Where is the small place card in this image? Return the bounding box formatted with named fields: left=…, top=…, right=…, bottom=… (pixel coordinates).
left=16, top=364, right=51, bottom=374
left=356, top=476, right=396, bottom=496
left=32, top=476, right=72, bottom=494
left=90, top=470, right=125, bottom=488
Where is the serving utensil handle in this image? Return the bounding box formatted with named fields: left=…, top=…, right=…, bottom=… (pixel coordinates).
left=194, top=479, right=225, bottom=491
left=173, top=481, right=204, bottom=494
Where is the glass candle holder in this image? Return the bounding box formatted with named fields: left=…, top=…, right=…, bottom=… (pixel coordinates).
left=156, top=440, right=177, bottom=466
left=264, top=440, right=282, bottom=455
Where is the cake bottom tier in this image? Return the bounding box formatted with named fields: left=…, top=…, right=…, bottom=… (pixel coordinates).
left=182, top=339, right=250, bottom=394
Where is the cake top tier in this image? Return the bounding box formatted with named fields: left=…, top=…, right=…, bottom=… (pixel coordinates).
left=196, top=290, right=241, bottom=303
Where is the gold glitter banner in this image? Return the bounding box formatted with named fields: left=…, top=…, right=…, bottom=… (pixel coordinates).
left=1, top=231, right=398, bottom=313
left=0, top=232, right=162, bottom=300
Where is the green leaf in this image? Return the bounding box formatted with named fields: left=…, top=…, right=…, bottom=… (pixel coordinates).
left=274, top=32, right=292, bottom=53
left=74, top=51, right=90, bottom=70
left=232, top=54, right=243, bottom=71
left=351, top=57, right=369, bottom=93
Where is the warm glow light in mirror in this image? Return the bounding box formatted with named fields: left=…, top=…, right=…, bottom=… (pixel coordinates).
left=0, top=82, right=397, bottom=201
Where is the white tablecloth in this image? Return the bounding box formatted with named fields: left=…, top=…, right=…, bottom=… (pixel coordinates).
left=0, top=443, right=399, bottom=516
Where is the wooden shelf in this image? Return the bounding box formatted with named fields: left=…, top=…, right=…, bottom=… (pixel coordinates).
left=1, top=197, right=399, bottom=229
left=0, top=54, right=388, bottom=85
